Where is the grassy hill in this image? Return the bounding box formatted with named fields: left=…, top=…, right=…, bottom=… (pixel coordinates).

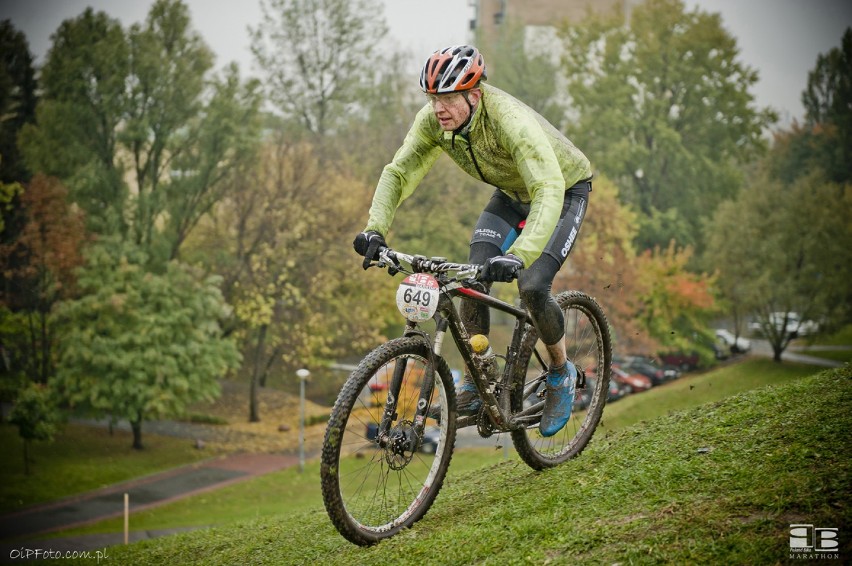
left=66, top=365, right=852, bottom=564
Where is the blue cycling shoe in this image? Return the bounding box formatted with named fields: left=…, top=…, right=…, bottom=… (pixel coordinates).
left=427, top=374, right=481, bottom=421
left=539, top=361, right=577, bottom=437
left=455, top=377, right=482, bottom=416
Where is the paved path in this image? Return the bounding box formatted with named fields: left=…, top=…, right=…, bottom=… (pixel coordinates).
left=0, top=453, right=297, bottom=562
left=750, top=339, right=846, bottom=367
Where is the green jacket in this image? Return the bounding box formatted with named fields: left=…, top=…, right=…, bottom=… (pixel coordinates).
left=365, top=84, right=591, bottom=267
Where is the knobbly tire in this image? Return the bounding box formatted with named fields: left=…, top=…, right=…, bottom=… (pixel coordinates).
left=511, top=291, right=612, bottom=470
left=320, top=337, right=457, bottom=546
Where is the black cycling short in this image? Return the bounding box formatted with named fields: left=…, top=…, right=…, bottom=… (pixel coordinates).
left=470, top=179, right=590, bottom=265
left=461, top=179, right=590, bottom=346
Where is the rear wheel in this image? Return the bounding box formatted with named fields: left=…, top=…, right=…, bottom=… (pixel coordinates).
left=320, top=337, right=456, bottom=545
left=510, top=291, right=612, bottom=469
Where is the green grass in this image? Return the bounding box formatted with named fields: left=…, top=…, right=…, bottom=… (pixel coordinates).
left=44, top=447, right=516, bottom=540
left=788, top=324, right=852, bottom=363
left=799, top=349, right=852, bottom=364
left=0, top=423, right=210, bottom=513
left=814, top=323, right=852, bottom=346
left=38, top=357, right=805, bottom=539
left=596, top=357, right=820, bottom=434
left=22, top=357, right=824, bottom=541
left=76, top=365, right=852, bottom=565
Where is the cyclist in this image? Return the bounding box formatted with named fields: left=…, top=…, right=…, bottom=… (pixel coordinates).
left=354, top=45, right=592, bottom=437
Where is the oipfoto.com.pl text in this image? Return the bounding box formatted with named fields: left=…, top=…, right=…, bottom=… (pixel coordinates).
left=9, top=547, right=110, bottom=563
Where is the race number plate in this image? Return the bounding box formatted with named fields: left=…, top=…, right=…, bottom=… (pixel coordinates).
left=395, top=273, right=440, bottom=322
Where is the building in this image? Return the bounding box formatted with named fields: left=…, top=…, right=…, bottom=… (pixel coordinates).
left=470, top=0, right=639, bottom=40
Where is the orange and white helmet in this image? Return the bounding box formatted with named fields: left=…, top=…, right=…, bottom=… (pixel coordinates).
left=419, top=45, right=487, bottom=94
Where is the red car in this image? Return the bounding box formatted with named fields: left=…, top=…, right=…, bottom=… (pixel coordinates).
left=611, top=365, right=653, bottom=393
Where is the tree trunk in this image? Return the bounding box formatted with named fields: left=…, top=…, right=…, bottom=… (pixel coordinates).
left=249, top=324, right=268, bottom=423
left=40, top=310, right=50, bottom=384
left=772, top=343, right=784, bottom=362
left=23, top=440, right=30, bottom=476
left=131, top=412, right=144, bottom=450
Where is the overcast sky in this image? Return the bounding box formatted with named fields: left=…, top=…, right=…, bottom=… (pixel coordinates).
left=2, top=0, right=850, bottom=126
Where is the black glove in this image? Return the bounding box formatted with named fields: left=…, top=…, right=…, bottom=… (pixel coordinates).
left=353, top=230, right=387, bottom=269
left=481, top=254, right=523, bottom=282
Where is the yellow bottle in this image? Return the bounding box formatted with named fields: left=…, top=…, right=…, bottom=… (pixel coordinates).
left=470, top=334, right=498, bottom=379
left=470, top=334, right=490, bottom=355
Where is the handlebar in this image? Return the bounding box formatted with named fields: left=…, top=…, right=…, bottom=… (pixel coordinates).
left=376, top=247, right=482, bottom=279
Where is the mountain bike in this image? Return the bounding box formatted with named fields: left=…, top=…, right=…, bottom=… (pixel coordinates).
left=320, top=247, right=612, bottom=546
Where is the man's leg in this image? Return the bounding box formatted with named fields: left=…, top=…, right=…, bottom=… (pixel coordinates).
left=456, top=190, right=523, bottom=416
left=520, top=183, right=589, bottom=436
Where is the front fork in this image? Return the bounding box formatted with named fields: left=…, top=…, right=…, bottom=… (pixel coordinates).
left=376, top=319, right=446, bottom=453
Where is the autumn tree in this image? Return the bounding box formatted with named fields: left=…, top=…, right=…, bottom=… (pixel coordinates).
left=634, top=243, right=717, bottom=360
left=558, top=0, right=775, bottom=249
left=185, top=139, right=387, bottom=421
left=0, top=175, right=86, bottom=384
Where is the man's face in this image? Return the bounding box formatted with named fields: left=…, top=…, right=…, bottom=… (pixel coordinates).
left=426, top=89, right=480, bottom=131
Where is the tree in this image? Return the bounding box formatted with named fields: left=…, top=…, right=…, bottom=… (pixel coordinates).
left=9, top=382, right=59, bottom=475
left=634, top=243, right=717, bottom=358
left=0, top=20, right=38, bottom=184
left=558, top=0, right=775, bottom=249
left=18, top=8, right=129, bottom=236
left=250, top=0, right=388, bottom=137
left=51, top=239, right=241, bottom=448
left=0, top=175, right=86, bottom=384
left=801, top=27, right=852, bottom=184
left=122, top=3, right=262, bottom=264
left=184, top=139, right=386, bottom=422
left=704, top=168, right=852, bottom=361
left=18, top=1, right=262, bottom=265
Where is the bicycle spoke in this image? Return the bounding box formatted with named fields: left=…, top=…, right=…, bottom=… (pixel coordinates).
left=511, top=292, right=612, bottom=469
left=322, top=339, right=457, bottom=544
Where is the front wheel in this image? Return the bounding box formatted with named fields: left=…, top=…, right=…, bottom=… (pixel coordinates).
left=321, top=337, right=457, bottom=545
left=510, top=291, right=612, bottom=470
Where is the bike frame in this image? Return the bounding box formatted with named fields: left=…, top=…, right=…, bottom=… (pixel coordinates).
left=374, top=250, right=549, bottom=450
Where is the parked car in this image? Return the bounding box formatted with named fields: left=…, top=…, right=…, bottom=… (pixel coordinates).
left=584, top=376, right=629, bottom=403
left=658, top=351, right=700, bottom=372
left=715, top=329, right=751, bottom=354
left=712, top=337, right=730, bottom=360
left=748, top=312, right=819, bottom=337
left=621, top=358, right=678, bottom=386
left=611, top=365, right=653, bottom=393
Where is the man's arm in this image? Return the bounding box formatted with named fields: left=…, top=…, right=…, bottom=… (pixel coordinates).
left=364, top=106, right=443, bottom=236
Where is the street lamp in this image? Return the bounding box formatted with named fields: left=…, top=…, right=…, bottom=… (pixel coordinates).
left=297, top=368, right=310, bottom=473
